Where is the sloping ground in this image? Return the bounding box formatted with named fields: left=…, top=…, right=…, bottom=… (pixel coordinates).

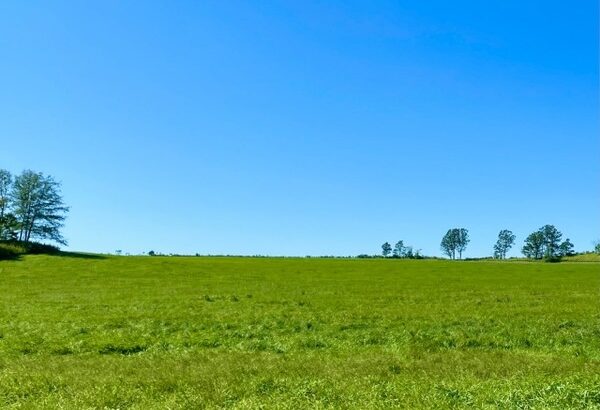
left=563, top=253, right=600, bottom=262
left=0, top=256, right=598, bottom=408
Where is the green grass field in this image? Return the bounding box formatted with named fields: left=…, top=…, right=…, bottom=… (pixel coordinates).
left=0, top=255, right=598, bottom=408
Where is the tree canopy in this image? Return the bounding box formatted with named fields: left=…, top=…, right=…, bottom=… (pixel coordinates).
left=493, top=229, right=516, bottom=259
left=0, top=169, right=69, bottom=245
left=441, top=228, right=470, bottom=260
left=522, top=225, right=573, bottom=260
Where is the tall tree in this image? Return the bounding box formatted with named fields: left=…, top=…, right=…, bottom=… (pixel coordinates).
left=393, top=240, right=405, bottom=258
left=0, top=169, right=11, bottom=219
left=540, top=224, right=562, bottom=259
left=0, top=169, right=14, bottom=240
left=455, top=228, right=469, bottom=259
left=522, top=231, right=545, bottom=259
left=441, top=228, right=469, bottom=259
left=493, top=229, right=516, bottom=259
left=522, top=225, right=566, bottom=260
left=381, top=242, right=392, bottom=257
left=11, top=170, right=69, bottom=244
left=441, top=229, right=456, bottom=259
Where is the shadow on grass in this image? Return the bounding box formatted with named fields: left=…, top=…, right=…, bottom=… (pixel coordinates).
left=1, top=240, right=107, bottom=261
left=0, top=252, right=106, bottom=261
left=55, top=251, right=107, bottom=260
left=0, top=253, right=22, bottom=261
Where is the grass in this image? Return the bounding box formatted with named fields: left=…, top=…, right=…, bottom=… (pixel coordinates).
left=0, top=255, right=598, bottom=408
left=563, top=253, right=600, bottom=262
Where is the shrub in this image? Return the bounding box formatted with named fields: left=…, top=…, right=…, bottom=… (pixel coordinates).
left=0, top=242, right=26, bottom=260
left=0, top=240, right=60, bottom=259
left=24, top=242, right=60, bottom=254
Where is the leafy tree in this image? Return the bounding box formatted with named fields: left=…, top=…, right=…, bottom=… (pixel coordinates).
left=0, top=169, right=16, bottom=240
left=595, top=241, right=600, bottom=255
left=522, top=231, right=545, bottom=259
left=393, top=240, right=405, bottom=258
left=0, top=169, right=11, bottom=219
left=441, top=228, right=469, bottom=259
left=455, top=228, right=469, bottom=259
left=522, top=225, right=566, bottom=260
left=558, top=239, right=575, bottom=257
left=148, top=250, right=156, bottom=256
left=11, top=170, right=69, bottom=244
left=381, top=242, right=392, bottom=257
left=0, top=213, right=19, bottom=241
left=493, top=229, right=515, bottom=259
left=441, top=229, right=456, bottom=259
left=540, top=224, right=562, bottom=259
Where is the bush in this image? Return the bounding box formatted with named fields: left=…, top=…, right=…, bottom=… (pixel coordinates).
left=24, top=242, right=60, bottom=254
left=0, top=242, right=26, bottom=260
left=0, top=241, right=60, bottom=260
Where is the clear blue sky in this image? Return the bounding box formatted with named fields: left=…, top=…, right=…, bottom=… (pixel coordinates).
left=1, top=1, right=598, bottom=257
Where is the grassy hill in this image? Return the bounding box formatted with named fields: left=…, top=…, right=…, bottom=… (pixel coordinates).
left=0, top=255, right=598, bottom=408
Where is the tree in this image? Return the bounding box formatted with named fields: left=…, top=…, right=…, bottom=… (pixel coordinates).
left=0, top=169, right=11, bottom=219
left=441, top=228, right=469, bottom=259
left=522, top=231, right=545, bottom=259
left=0, top=169, right=16, bottom=240
left=493, top=229, right=516, bottom=259
left=558, top=239, right=575, bottom=257
left=595, top=241, right=600, bottom=255
left=381, top=242, right=392, bottom=257
left=540, top=224, right=562, bottom=259
left=455, top=228, right=469, bottom=259
left=11, top=170, right=69, bottom=245
left=522, top=225, right=566, bottom=260
left=441, top=229, right=456, bottom=259
left=393, top=240, right=405, bottom=258
left=0, top=213, right=19, bottom=241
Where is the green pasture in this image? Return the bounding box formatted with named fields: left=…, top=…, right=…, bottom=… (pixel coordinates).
left=0, top=255, right=598, bottom=408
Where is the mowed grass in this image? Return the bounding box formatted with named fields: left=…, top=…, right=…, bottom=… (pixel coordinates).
left=0, top=256, right=598, bottom=409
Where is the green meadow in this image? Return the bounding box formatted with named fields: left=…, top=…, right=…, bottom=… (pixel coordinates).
left=0, top=255, right=598, bottom=409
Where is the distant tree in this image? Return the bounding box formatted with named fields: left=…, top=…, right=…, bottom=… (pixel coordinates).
left=558, top=239, right=575, bottom=257
left=148, top=250, right=156, bottom=256
left=11, top=170, right=69, bottom=244
left=381, top=242, right=392, bottom=257
left=522, top=231, right=545, bottom=259
left=493, top=229, right=516, bottom=259
left=595, top=241, right=600, bottom=255
left=393, top=240, right=405, bottom=258
left=441, top=228, right=469, bottom=259
left=441, top=229, right=456, bottom=259
left=455, top=228, right=469, bottom=259
left=522, top=225, right=566, bottom=260
left=540, top=224, right=562, bottom=259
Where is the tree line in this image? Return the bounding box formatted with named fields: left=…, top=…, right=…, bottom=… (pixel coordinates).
left=380, top=225, right=577, bottom=261
left=380, top=240, right=423, bottom=259
left=0, top=169, right=69, bottom=245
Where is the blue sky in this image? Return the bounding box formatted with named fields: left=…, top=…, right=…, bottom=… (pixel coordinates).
left=1, top=1, right=598, bottom=257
